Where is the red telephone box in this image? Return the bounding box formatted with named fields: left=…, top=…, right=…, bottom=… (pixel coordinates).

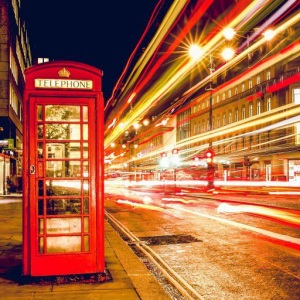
left=23, top=61, right=105, bottom=277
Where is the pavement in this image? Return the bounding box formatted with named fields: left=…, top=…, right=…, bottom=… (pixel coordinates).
left=0, top=194, right=171, bottom=300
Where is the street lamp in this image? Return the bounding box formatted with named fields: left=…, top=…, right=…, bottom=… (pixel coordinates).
left=206, top=54, right=215, bottom=190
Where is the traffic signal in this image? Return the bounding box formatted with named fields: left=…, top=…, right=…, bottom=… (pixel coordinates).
left=172, top=149, right=179, bottom=155
left=161, top=152, right=167, bottom=158
left=205, top=149, right=214, bottom=164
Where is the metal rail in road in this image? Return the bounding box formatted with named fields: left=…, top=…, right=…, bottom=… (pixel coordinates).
left=105, top=210, right=205, bottom=300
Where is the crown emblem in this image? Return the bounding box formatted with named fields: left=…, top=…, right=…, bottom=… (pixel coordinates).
left=58, top=68, right=71, bottom=78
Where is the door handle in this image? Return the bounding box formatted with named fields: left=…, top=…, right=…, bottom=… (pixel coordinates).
left=30, top=165, right=35, bottom=174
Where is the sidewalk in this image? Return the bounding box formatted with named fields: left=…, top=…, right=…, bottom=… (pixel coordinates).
left=0, top=195, right=171, bottom=299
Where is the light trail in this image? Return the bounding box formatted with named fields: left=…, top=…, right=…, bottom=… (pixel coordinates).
left=169, top=205, right=300, bottom=247
left=105, top=0, right=296, bottom=147
left=217, top=203, right=300, bottom=226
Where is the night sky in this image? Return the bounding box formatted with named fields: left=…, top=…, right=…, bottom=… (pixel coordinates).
left=23, top=1, right=159, bottom=101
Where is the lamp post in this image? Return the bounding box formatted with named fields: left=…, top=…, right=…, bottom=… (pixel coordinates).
left=206, top=54, right=215, bottom=190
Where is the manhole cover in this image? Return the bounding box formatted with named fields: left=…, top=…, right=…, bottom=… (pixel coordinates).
left=139, top=234, right=202, bottom=245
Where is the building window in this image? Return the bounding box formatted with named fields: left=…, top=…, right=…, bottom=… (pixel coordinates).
left=193, top=106, right=197, bottom=113
left=198, top=122, right=201, bottom=133
left=235, top=86, right=238, bottom=95
left=217, top=116, right=220, bottom=128
left=249, top=103, right=253, bottom=117
left=242, top=106, right=246, bottom=119
left=222, top=92, right=226, bottom=101
left=293, top=88, right=300, bottom=104
left=296, top=123, right=300, bottom=145
left=194, top=124, right=197, bottom=134
left=228, top=89, right=232, bottom=98
left=249, top=78, right=253, bottom=89
left=257, top=101, right=261, bottom=115
left=207, top=119, right=210, bottom=131
left=266, top=70, right=271, bottom=80
left=241, top=83, right=245, bottom=92
left=223, top=113, right=226, bottom=126
left=229, top=111, right=232, bottom=124
left=257, top=75, right=261, bottom=85
left=235, top=108, right=239, bottom=122
left=217, top=95, right=220, bottom=103
left=267, top=97, right=272, bottom=111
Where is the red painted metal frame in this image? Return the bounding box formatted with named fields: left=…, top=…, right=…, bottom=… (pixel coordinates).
left=23, top=61, right=104, bottom=276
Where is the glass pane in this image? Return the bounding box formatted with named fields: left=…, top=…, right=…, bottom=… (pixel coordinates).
left=37, top=105, right=43, bottom=121
left=46, top=180, right=81, bottom=196
left=83, top=180, right=89, bottom=195
left=38, top=142, right=43, bottom=158
left=45, top=105, right=80, bottom=121
left=46, top=160, right=81, bottom=177
left=83, top=142, right=88, bottom=158
left=83, top=124, right=88, bottom=140
left=45, top=124, right=81, bottom=140
left=84, top=198, right=89, bottom=214
left=84, top=235, right=89, bottom=252
left=38, top=199, right=44, bottom=215
left=39, top=219, right=44, bottom=234
left=46, top=198, right=81, bottom=215
left=39, top=237, right=44, bottom=253
left=47, top=236, right=81, bottom=253
left=46, top=217, right=82, bottom=234
left=46, top=142, right=81, bottom=159
left=84, top=217, right=89, bottom=232
left=83, top=161, right=88, bottom=177
left=83, top=106, right=88, bottom=121
left=38, top=180, right=44, bottom=196
left=38, top=125, right=43, bottom=139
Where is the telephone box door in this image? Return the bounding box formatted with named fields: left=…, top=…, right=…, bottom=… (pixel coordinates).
left=28, top=97, right=99, bottom=276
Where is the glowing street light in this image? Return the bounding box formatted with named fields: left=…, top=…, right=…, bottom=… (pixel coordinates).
left=262, top=29, right=275, bottom=41
left=189, top=44, right=204, bottom=61
left=221, top=47, right=235, bottom=61
left=223, top=27, right=236, bottom=40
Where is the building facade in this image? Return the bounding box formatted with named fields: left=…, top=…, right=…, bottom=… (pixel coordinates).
left=0, top=0, right=32, bottom=193
left=105, top=8, right=300, bottom=185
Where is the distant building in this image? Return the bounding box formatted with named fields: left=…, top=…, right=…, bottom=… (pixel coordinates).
left=0, top=0, right=32, bottom=193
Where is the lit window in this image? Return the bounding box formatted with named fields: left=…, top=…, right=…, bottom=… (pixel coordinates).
left=235, top=109, right=239, bottom=122
left=249, top=79, right=253, bottom=89
left=228, top=89, right=232, bottom=98
left=222, top=92, right=226, bottom=100
left=249, top=103, right=253, bottom=117
left=296, top=123, right=300, bottom=145
left=229, top=111, right=232, bottom=124
left=242, top=106, right=246, bottom=119
left=217, top=95, right=220, bottom=103
left=242, top=83, right=245, bottom=92
left=235, top=87, right=238, bottom=95
left=257, top=101, right=261, bottom=115
left=293, top=88, right=300, bottom=104
left=257, top=76, right=261, bottom=85
left=267, top=97, right=272, bottom=111
left=266, top=70, right=271, bottom=80
left=223, top=114, right=226, bottom=126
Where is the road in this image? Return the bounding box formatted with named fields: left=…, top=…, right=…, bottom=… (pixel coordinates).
left=105, top=182, right=300, bottom=299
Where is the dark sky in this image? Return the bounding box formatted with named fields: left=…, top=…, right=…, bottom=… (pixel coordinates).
left=23, top=1, right=159, bottom=101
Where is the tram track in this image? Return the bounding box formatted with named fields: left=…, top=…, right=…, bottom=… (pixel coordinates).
left=105, top=210, right=205, bottom=300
